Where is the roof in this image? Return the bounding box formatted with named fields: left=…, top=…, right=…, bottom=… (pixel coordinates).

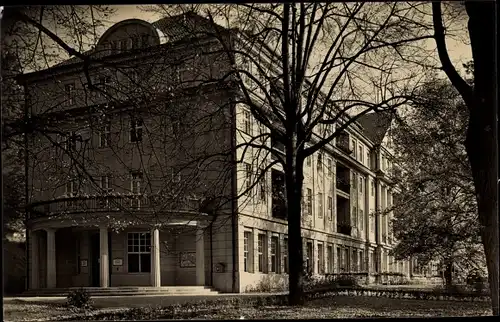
left=52, top=12, right=222, bottom=69
left=356, top=111, right=393, bottom=145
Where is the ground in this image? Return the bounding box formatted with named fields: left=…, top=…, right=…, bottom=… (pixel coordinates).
left=3, top=293, right=492, bottom=321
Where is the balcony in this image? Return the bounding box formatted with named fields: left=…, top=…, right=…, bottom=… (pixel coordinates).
left=337, top=222, right=352, bottom=236
left=28, top=194, right=201, bottom=218
left=336, top=181, right=351, bottom=193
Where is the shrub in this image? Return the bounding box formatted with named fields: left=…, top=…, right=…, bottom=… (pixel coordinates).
left=66, top=288, right=93, bottom=310
left=332, top=274, right=360, bottom=287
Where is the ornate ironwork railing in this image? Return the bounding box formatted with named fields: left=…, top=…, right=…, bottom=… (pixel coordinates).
left=28, top=194, right=201, bottom=218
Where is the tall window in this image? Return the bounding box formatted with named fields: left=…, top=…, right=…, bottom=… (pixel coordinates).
left=306, top=242, right=313, bottom=273
left=327, top=196, right=333, bottom=221
left=120, top=39, right=129, bottom=51
left=318, top=243, right=324, bottom=274
left=99, top=123, right=111, bottom=148
left=337, top=247, right=342, bottom=272
left=344, top=248, right=349, bottom=272
left=351, top=139, right=357, bottom=158
left=318, top=193, right=324, bottom=219
left=131, top=172, right=142, bottom=208
left=243, top=110, right=252, bottom=134
left=258, top=122, right=266, bottom=143
left=270, top=236, right=279, bottom=273
left=65, top=178, right=78, bottom=196
left=306, top=188, right=313, bottom=216
left=99, top=175, right=112, bottom=193
left=306, top=156, right=311, bottom=167
left=359, top=209, right=364, bottom=229
left=366, top=150, right=370, bottom=168
left=359, top=145, right=364, bottom=163
left=244, top=231, right=251, bottom=272
left=352, top=249, right=358, bottom=272
left=244, top=162, right=252, bottom=192
left=65, top=83, right=75, bottom=106
left=352, top=206, right=357, bottom=227
left=371, top=179, right=375, bottom=196
left=259, top=167, right=266, bottom=202
left=317, top=152, right=323, bottom=171
left=359, top=177, right=363, bottom=193
left=258, top=234, right=266, bottom=272
left=283, top=237, right=289, bottom=273
left=130, top=118, right=143, bottom=142
left=359, top=251, right=364, bottom=272
left=327, top=158, right=332, bottom=176
left=327, top=245, right=333, bottom=273
left=127, top=232, right=151, bottom=273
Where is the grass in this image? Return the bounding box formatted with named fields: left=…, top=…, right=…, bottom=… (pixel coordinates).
left=3, top=295, right=492, bottom=321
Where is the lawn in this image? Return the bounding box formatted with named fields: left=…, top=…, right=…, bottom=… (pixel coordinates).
left=3, top=295, right=492, bottom=321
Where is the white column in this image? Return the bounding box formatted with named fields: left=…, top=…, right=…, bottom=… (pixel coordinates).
left=150, top=228, right=161, bottom=287
left=99, top=227, right=109, bottom=288
left=196, top=227, right=205, bottom=286
left=46, top=228, right=56, bottom=288
left=30, top=230, right=39, bottom=289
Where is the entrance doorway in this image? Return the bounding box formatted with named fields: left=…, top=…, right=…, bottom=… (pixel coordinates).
left=90, top=233, right=100, bottom=287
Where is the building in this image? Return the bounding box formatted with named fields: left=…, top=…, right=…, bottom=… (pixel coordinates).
left=18, top=12, right=411, bottom=294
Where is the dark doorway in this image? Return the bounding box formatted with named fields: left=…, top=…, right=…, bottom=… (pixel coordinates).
left=90, top=233, right=100, bottom=287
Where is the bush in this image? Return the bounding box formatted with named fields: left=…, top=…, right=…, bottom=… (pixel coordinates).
left=66, top=288, right=93, bottom=310
left=332, top=274, right=360, bottom=287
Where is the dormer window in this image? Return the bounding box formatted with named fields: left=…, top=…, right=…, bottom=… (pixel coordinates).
left=132, top=36, right=140, bottom=50
left=65, top=83, right=75, bottom=106
left=110, top=41, right=118, bottom=55
left=120, top=39, right=129, bottom=52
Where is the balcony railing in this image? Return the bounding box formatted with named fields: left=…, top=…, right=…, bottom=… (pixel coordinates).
left=337, top=222, right=352, bottom=236
left=336, top=180, right=351, bottom=193
left=28, top=194, right=201, bottom=218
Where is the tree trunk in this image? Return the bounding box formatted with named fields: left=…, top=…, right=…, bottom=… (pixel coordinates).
left=464, top=0, right=498, bottom=315
left=285, top=149, right=305, bottom=305
left=444, top=261, right=453, bottom=286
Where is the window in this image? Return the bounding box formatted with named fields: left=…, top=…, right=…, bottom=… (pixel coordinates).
left=99, top=123, right=111, bottom=148
left=327, top=158, right=332, bottom=176
left=371, top=179, right=375, bottom=196
left=120, top=39, right=129, bottom=51
left=243, top=110, right=252, bottom=134
left=336, top=247, right=342, bottom=273
left=65, top=178, right=78, bottom=196
left=131, top=172, right=142, bottom=208
left=359, top=177, right=363, bottom=193
left=98, top=75, right=111, bottom=91
left=110, top=41, right=118, bottom=55
left=318, top=243, right=324, bottom=274
left=244, top=162, right=252, bottom=192
left=344, top=248, right=349, bottom=272
left=131, top=172, right=142, bottom=194
left=258, top=234, right=266, bottom=272
left=359, top=145, right=364, bottom=163
left=366, top=150, right=370, bottom=168
left=318, top=193, right=324, bottom=219
left=131, top=36, right=140, bottom=50
left=65, top=83, right=75, bottom=106
left=283, top=237, right=289, bottom=273
left=352, top=172, right=357, bottom=190
left=130, top=117, right=143, bottom=142
left=127, top=232, right=151, bottom=273
left=99, top=176, right=112, bottom=193
left=352, top=249, right=358, bottom=272
left=306, top=188, right=313, bottom=216
left=327, top=196, right=333, bottom=221
left=306, top=242, right=313, bottom=273
left=327, top=245, right=333, bottom=273
left=352, top=206, right=357, bottom=227
left=351, top=139, right=357, bottom=158
left=244, top=231, right=252, bottom=272
left=359, top=209, right=364, bottom=229
left=258, top=167, right=267, bottom=202
left=317, top=152, right=323, bottom=171
left=270, top=236, right=279, bottom=273
left=258, top=122, right=266, bottom=143
left=359, top=251, right=364, bottom=272
left=306, top=156, right=311, bottom=167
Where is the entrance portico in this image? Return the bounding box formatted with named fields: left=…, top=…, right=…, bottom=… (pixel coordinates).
left=28, top=217, right=208, bottom=289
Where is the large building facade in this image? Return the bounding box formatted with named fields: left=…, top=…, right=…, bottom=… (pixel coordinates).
left=19, top=13, right=412, bottom=294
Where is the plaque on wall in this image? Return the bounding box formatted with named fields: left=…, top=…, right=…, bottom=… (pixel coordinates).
left=179, top=252, right=196, bottom=268
left=113, top=258, right=123, bottom=266
left=81, top=260, right=88, bottom=267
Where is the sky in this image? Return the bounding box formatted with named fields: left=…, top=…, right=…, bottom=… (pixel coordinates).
left=106, top=4, right=472, bottom=71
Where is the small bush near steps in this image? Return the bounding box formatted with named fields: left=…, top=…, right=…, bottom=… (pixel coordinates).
left=66, top=289, right=94, bottom=311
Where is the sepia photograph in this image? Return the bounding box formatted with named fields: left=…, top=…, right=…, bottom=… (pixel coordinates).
left=1, top=2, right=497, bottom=320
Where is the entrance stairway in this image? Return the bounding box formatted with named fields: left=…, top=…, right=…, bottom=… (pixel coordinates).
left=22, top=286, right=219, bottom=297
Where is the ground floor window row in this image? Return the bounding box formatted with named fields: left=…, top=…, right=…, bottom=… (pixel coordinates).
left=242, top=229, right=408, bottom=275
